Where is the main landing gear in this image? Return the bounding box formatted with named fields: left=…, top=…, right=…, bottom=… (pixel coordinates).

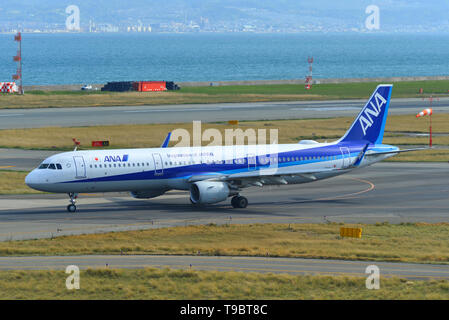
left=67, top=193, right=78, bottom=213
left=231, top=195, right=248, bottom=208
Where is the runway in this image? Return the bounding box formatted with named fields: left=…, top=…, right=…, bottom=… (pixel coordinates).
left=0, top=162, right=448, bottom=241
left=0, top=255, right=448, bottom=280
left=1, top=97, right=449, bottom=129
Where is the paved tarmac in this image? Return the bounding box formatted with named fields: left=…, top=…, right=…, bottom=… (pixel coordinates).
left=0, top=149, right=59, bottom=171
left=1, top=98, right=449, bottom=129
left=0, top=255, right=447, bottom=280
left=0, top=162, right=448, bottom=241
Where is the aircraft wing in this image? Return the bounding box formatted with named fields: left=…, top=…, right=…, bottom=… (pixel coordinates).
left=186, top=146, right=372, bottom=187
left=187, top=166, right=345, bottom=187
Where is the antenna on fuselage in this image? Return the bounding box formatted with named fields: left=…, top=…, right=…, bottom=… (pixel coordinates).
left=72, top=138, right=81, bottom=151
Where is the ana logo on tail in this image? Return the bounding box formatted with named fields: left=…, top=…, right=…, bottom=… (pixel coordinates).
left=359, top=92, right=387, bottom=136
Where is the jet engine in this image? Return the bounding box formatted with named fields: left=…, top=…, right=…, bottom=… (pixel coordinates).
left=189, top=181, right=230, bottom=204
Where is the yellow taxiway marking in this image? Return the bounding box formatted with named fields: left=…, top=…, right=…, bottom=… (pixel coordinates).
left=0, top=166, right=16, bottom=169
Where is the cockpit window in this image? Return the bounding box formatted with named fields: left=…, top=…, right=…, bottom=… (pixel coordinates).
left=48, top=164, right=56, bottom=170
left=56, top=164, right=62, bottom=170
left=38, top=164, right=49, bottom=169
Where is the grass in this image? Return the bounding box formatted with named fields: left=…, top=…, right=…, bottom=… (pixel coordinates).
left=1, top=223, right=449, bottom=265
left=1, top=80, right=449, bottom=109
left=0, top=114, right=447, bottom=159
left=1, top=268, right=448, bottom=299
left=181, top=80, right=449, bottom=99
left=0, top=170, right=41, bottom=194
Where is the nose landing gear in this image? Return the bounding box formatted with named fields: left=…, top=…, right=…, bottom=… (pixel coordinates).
left=67, top=193, right=78, bottom=213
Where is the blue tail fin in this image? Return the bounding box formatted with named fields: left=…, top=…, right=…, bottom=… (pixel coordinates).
left=340, top=84, right=393, bottom=144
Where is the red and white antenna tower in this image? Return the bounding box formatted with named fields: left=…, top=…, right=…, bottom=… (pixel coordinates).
left=305, top=56, right=313, bottom=90
left=13, top=32, right=23, bottom=94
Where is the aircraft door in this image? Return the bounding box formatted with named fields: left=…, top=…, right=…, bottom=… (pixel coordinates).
left=339, top=147, right=351, bottom=168
left=73, top=156, right=87, bottom=178
left=152, top=153, right=164, bottom=176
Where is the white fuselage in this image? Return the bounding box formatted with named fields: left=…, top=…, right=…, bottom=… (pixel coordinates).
left=25, top=142, right=396, bottom=194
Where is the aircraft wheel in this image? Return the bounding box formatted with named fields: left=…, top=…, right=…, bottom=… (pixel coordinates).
left=231, top=196, right=239, bottom=208
left=232, top=196, right=248, bottom=208
left=67, top=204, right=77, bottom=213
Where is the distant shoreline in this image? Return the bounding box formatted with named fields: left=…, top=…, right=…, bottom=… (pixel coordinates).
left=23, top=75, right=449, bottom=91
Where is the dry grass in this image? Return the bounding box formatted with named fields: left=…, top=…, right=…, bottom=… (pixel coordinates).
left=2, top=223, right=449, bottom=265
left=0, top=171, right=41, bottom=194
left=0, top=114, right=447, bottom=161
left=0, top=91, right=321, bottom=109
left=0, top=114, right=446, bottom=149
left=1, top=268, right=447, bottom=300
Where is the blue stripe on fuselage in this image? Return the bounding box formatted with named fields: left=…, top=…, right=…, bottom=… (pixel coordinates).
left=62, top=143, right=367, bottom=184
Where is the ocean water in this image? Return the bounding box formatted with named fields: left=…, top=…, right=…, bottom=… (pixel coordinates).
left=0, top=33, right=448, bottom=85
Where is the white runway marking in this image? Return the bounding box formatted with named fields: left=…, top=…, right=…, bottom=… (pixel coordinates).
left=0, top=114, right=24, bottom=117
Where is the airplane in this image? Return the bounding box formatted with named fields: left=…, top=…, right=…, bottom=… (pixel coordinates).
left=25, top=84, right=424, bottom=212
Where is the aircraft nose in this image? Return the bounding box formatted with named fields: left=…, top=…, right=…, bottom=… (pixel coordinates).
left=25, top=170, right=41, bottom=189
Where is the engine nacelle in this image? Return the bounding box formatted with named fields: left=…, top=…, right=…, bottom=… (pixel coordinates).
left=130, top=189, right=168, bottom=199
left=190, top=181, right=230, bottom=204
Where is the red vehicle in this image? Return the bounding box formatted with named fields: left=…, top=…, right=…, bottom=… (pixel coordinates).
left=133, top=81, right=167, bottom=92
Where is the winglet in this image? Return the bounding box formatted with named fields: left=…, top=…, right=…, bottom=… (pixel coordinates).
left=351, top=144, right=370, bottom=167
left=161, top=132, right=171, bottom=148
